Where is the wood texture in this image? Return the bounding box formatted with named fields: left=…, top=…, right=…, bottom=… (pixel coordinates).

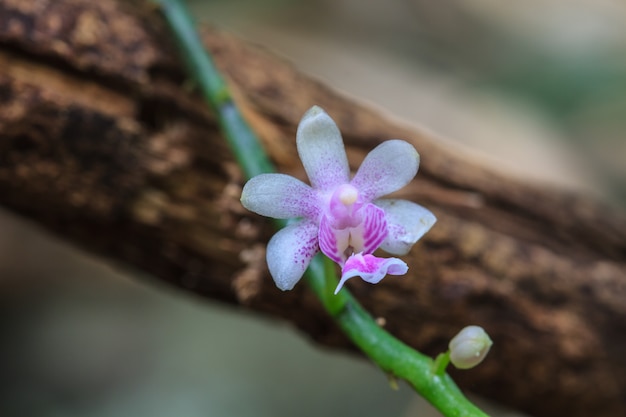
left=0, top=1, right=625, bottom=416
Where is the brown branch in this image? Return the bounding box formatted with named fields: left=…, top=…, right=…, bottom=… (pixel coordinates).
left=0, top=1, right=625, bottom=416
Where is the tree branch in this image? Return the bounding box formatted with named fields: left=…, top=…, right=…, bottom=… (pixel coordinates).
left=0, top=1, right=624, bottom=417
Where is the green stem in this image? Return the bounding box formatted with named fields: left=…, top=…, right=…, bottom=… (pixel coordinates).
left=155, top=1, right=489, bottom=416
left=433, top=351, right=452, bottom=376
left=336, top=303, right=486, bottom=417
left=306, top=270, right=486, bottom=417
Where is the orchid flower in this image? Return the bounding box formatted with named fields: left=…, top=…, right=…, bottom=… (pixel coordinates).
left=240, top=106, right=436, bottom=293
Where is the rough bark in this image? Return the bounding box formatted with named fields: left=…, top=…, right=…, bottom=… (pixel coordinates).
left=0, top=1, right=625, bottom=416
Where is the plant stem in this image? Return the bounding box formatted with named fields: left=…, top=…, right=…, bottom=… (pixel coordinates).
left=155, top=1, right=490, bottom=416
left=156, top=0, right=274, bottom=180
left=433, top=351, right=452, bottom=375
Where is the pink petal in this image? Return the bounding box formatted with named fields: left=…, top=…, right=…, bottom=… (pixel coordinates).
left=318, top=214, right=349, bottom=264
left=360, top=203, right=389, bottom=254
left=335, top=253, right=408, bottom=294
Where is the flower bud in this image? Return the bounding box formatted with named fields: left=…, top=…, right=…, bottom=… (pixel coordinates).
left=449, top=325, right=493, bottom=370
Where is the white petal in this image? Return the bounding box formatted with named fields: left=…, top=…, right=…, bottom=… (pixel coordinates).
left=266, top=220, right=319, bottom=290
left=351, top=140, right=419, bottom=201
left=375, top=199, right=436, bottom=255
left=296, top=106, right=350, bottom=191
left=241, top=173, right=320, bottom=219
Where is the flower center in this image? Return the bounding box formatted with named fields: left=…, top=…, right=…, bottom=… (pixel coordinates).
left=328, top=184, right=362, bottom=229
left=338, top=184, right=358, bottom=206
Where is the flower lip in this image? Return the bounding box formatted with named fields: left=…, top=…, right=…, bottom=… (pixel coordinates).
left=335, top=253, right=408, bottom=294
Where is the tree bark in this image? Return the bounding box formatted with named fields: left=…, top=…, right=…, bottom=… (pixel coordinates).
left=1, top=1, right=625, bottom=416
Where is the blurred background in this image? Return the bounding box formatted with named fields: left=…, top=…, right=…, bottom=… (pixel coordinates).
left=2, top=0, right=625, bottom=416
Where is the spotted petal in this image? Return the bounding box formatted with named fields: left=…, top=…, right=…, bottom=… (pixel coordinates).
left=297, top=106, right=350, bottom=191
left=241, top=173, right=320, bottom=219
left=335, top=253, right=408, bottom=294
left=375, top=199, right=436, bottom=255
left=266, top=220, right=319, bottom=291
left=351, top=140, right=419, bottom=202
